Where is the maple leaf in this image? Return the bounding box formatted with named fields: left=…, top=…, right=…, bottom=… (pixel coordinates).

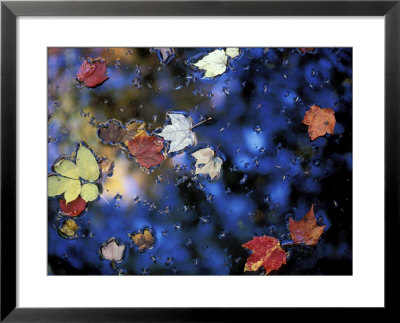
left=289, top=205, right=326, bottom=246
left=242, top=235, right=287, bottom=275
left=302, top=105, right=336, bottom=140
left=127, top=132, right=165, bottom=169
left=59, top=196, right=86, bottom=217
left=191, top=147, right=223, bottom=180
left=298, top=48, right=315, bottom=53
left=76, top=57, right=109, bottom=88
left=129, top=228, right=155, bottom=252
left=98, top=119, right=144, bottom=145
left=157, top=112, right=199, bottom=153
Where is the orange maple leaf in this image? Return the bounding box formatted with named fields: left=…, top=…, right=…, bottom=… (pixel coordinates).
left=289, top=205, right=326, bottom=246
left=302, top=105, right=336, bottom=140
left=242, top=235, right=286, bottom=275
left=127, top=132, right=165, bottom=169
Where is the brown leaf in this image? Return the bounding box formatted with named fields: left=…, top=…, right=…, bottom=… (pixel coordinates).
left=302, top=105, right=336, bottom=140
left=127, top=132, right=165, bottom=169
left=76, top=57, right=109, bottom=88
left=130, top=228, right=155, bottom=252
left=289, top=205, right=325, bottom=246
left=242, top=235, right=286, bottom=275
left=98, top=120, right=127, bottom=144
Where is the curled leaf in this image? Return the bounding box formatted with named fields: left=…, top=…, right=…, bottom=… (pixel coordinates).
left=191, top=147, right=223, bottom=180
left=129, top=228, right=155, bottom=252
left=302, top=105, right=336, bottom=140
left=58, top=219, right=79, bottom=238
left=151, top=48, right=175, bottom=64
left=242, top=235, right=286, bottom=275
left=127, top=132, right=165, bottom=169
left=76, top=57, right=109, bottom=88
left=289, top=205, right=325, bottom=246
left=59, top=196, right=86, bottom=217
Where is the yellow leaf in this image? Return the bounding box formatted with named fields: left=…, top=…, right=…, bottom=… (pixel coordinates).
left=80, top=183, right=99, bottom=202
left=76, top=144, right=100, bottom=181
left=59, top=219, right=78, bottom=237
left=64, top=179, right=81, bottom=204
left=225, top=48, right=240, bottom=58
left=48, top=176, right=76, bottom=197
left=54, top=159, right=80, bottom=179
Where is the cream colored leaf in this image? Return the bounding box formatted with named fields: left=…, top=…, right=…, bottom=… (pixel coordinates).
left=54, top=159, right=80, bottom=179
left=80, top=183, right=99, bottom=202
left=76, top=144, right=100, bottom=181
left=193, top=49, right=228, bottom=78
left=158, top=113, right=197, bottom=153
left=101, top=238, right=125, bottom=262
left=48, top=176, right=76, bottom=197
left=64, top=179, right=81, bottom=204
left=192, top=147, right=223, bottom=180
left=225, top=48, right=240, bottom=58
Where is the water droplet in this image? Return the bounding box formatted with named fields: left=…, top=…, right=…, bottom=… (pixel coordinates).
left=174, top=223, right=182, bottom=231
left=114, top=193, right=122, bottom=200
left=253, top=125, right=263, bottom=133
left=240, top=174, right=248, bottom=185
left=313, top=159, right=320, bottom=167
left=206, top=193, right=214, bottom=201
left=263, top=194, right=271, bottom=203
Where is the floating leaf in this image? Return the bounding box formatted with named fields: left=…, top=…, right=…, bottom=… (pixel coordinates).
left=298, top=48, right=315, bottom=53
left=100, top=237, right=125, bottom=262
left=64, top=180, right=81, bottom=204
left=98, top=120, right=128, bottom=145
left=48, top=176, right=77, bottom=197
left=58, top=219, right=79, bottom=238
left=98, top=157, right=114, bottom=177
left=242, top=235, right=287, bottom=275
left=191, top=147, right=223, bottom=180
left=53, top=159, right=80, bottom=179
left=289, top=205, right=325, bottom=246
left=76, top=57, right=109, bottom=88
left=129, top=228, right=155, bottom=252
left=97, top=119, right=144, bottom=145
left=127, top=132, right=165, bottom=169
left=151, top=48, right=175, bottom=64
left=302, top=105, right=336, bottom=141
left=76, top=144, right=100, bottom=181
left=80, top=183, right=99, bottom=202
left=225, top=47, right=240, bottom=58
left=157, top=112, right=197, bottom=153
left=59, top=196, right=86, bottom=217
left=192, top=49, right=228, bottom=78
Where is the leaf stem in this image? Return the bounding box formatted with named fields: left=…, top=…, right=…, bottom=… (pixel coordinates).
left=191, top=117, right=212, bottom=130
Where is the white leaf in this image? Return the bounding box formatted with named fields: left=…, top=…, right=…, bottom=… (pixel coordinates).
left=192, top=147, right=223, bottom=180
left=192, top=49, right=228, bottom=78
left=158, top=113, right=197, bottom=153
left=101, top=238, right=125, bottom=262
left=225, top=48, right=240, bottom=58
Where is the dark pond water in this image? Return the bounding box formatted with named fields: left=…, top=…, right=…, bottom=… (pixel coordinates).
left=48, top=47, right=352, bottom=275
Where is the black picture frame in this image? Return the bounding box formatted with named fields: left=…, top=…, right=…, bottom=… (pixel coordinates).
left=1, top=0, right=398, bottom=321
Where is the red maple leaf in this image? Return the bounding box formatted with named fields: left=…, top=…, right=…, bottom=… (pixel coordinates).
left=76, top=57, right=109, bottom=88
left=127, top=132, right=165, bottom=169
left=298, top=48, right=315, bottom=53
left=289, top=205, right=326, bottom=246
left=59, top=196, right=87, bottom=217
left=242, top=235, right=286, bottom=275
left=302, top=105, right=336, bottom=140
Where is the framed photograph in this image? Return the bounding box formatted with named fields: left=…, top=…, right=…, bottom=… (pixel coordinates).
left=1, top=0, right=397, bottom=320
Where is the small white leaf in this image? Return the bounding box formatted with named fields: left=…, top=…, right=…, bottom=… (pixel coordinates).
left=192, top=147, right=223, bottom=180
left=192, top=49, right=228, bottom=78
